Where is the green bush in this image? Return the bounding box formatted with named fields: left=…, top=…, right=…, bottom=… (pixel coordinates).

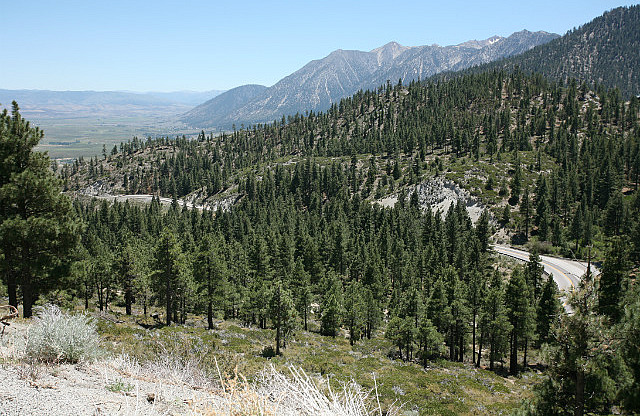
left=26, top=304, right=100, bottom=363
left=261, top=345, right=276, bottom=358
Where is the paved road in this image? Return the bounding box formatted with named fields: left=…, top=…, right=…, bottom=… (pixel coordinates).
left=492, top=245, right=598, bottom=310
left=89, top=194, right=208, bottom=210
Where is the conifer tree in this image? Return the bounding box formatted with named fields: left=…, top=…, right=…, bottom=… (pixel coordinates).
left=598, top=237, right=629, bottom=322
left=478, top=269, right=511, bottom=370
left=343, top=280, right=365, bottom=345
left=536, top=275, right=561, bottom=345
left=0, top=103, right=80, bottom=317
left=268, top=279, right=297, bottom=355
left=320, top=271, right=343, bottom=337
left=506, top=268, right=536, bottom=374
left=154, top=231, right=187, bottom=325
left=195, top=235, right=227, bottom=329
left=417, top=315, right=444, bottom=367
left=530, top=274, right=617, bottom=416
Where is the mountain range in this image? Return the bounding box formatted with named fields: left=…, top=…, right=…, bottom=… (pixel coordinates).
left=467, top=5, right=640, bottom=98
left=0, top=89, right=224, bottom=119
left=182, top=30, right=559, bottom=129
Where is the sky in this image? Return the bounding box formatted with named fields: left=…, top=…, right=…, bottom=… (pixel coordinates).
left=0, top=1, right=635, bottom=92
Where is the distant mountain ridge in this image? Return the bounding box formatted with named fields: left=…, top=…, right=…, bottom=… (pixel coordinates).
left=0, top=89, right=224, bottom=118
left=182, top=30, right=558, bottom=129
left=459, top=5, right=640, bottom=98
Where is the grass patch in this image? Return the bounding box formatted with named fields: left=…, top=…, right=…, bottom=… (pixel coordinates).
left=95, top=311, right=540, bottom=415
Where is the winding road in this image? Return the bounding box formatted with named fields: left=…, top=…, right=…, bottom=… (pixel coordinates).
left=492, top=245, right=598, bottom=309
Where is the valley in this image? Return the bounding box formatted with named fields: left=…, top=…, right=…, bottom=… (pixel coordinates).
left=1, top=4, right=640, bottom=416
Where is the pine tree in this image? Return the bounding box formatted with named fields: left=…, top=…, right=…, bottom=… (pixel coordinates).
left=321, top=292, right=342, bottom=337
left=531, top=274, right=617, bottom=416
left=154, top=231, right=187, bottom=325
left=0, top=103, right=80, bottom=317
left=598, top=237, right=629, bottom=322
left=268, top=279, right=297, bottom=355
left=478, top=269, right=512, bottom=370
left=525, top=250, right=544, bottom=300
left=417, top=315, right=444, bottom=367
left=426, top=275, right=451, bottom=338
left=619, top=283, right=640, bottom=413
left=292, top=259, right=312, bottom=331
left=505, top=268, right=536, bottom=374
left=343, top=280, right=365, bottom=345
left=320, top=271, right=343, bottom=337
left=195, top=235, right=227, bottom=329
left=536, top=275, right=561, bottom=345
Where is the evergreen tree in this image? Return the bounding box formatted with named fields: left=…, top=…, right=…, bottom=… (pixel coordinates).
left=195, top=235, right=227, bottom=329
left=505, top=268, right=536, bottom=374
left=536, top=275, right=561, bottom=346
left=154, top=231, right=187, bottom=325
left=417, top=315, right=444, bottom=367
left=320, top=271, right=343, bottom=337
left=0, top=103, right=80, bottom=317
left=525, top=250, right=544, bottom=300
left=478, top=269, right=512, bottom=370
left=619, top=283, right=640, bottom=413
left=343, top=280, right=365, bottom=345
left=598, top=237, right=629, bottom=322
left=529, top=275, right=618, bottom=416
left=268, top=279, right=297, bottom=355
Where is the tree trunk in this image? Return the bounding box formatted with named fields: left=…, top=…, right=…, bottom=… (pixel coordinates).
left=575, top=368, right=585, bottom=416
left=84, top=281, right=90, bottom=310
left=97, top=283, right=104, bottom=312
left=8, top=276, right=17, bottom=309
left=207, top=301, right=213, bottom=330
left=523, top=337, right=528, bottom=369
left=459, top=327, right=464, bottom=362
left=472, top=313, right=476, bottom=365
left=105, top=286, right=111, bottom=312
left=477, top=331, right=483, bottom=368
left=22, top=276, right=33, bottom=318
left=165, top=278, right=172, bottom=326
left=510, top=332, right=519, bottom=375
left=275, top=325, right=281, bottom=355
left=304, top=309, right=308, bottom=332
left=125, top=285, right=132, bottom=315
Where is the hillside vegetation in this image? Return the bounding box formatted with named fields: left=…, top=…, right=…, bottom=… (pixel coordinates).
left=181, top=31, right=557, bottom=130
left=2, top=9, right=640, bottom=412
left=464, top=5, right=640, bottom=98
left=47, top=67, right=640, bottom=414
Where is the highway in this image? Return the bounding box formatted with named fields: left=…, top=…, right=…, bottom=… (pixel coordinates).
left=492, top=245, right=598, bottom=309
left=87, top=193, right=208, bottom=210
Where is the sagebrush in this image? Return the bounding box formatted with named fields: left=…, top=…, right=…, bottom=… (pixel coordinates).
left=26, top=304, right=99, bottom=363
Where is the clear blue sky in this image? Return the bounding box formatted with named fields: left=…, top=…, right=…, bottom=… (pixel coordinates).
left=0, top=1, right=635, bottom=92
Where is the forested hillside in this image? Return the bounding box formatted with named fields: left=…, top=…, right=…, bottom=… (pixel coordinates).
left=50, top=67, right=640, bottom=413
left=3, top=64, right=640, bottom=415
left=68, top=69, right=640, bottom=259
left=463, top=5, right=640, bottom=98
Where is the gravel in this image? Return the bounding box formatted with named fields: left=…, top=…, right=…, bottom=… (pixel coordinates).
left=0, top=323, right=220, bottom=415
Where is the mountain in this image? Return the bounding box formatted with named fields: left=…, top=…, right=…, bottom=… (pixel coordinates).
left=183, top=84, right=268, bottom=129
left=181, top=30, right=558, bottom=129
left=365, top=30, right=558, bottom=91
left=464, top=6, right=640, bottom=97
left=0, top=89, right=224, bottom=118
left=142, top=90, right=224, bottom=106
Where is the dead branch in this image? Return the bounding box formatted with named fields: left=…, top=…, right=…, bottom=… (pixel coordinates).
left=0, top=305, right=18, bottom=335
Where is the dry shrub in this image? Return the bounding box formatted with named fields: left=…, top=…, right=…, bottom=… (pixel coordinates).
left=26, top=304, right=99, bottom=363
left=206, top=363, right=399, bottom=416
